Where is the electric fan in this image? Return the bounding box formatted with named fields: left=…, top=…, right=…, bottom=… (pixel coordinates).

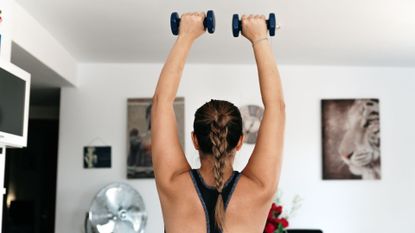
left=85, top=182, right=147, bottom=233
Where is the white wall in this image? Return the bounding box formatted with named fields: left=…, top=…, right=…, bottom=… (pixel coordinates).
left=57, top=63, right=415, bottom=233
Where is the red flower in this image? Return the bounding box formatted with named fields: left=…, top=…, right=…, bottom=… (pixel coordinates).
left=276, top=218, right=289, bottom=228
left=264, top=203, right=289, bottom=232
left=264, top=223, right=277, bottom=233
left=267, top=203, right=283, bottom=221
left=271, top=203, right=283, bottom=214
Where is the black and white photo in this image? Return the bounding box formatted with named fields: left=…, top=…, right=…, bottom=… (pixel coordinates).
left=83, top=146, right=111, bottom=169
left=127, top=97, right=185, bottom=178
left=322, top=99, right=381, bottom=180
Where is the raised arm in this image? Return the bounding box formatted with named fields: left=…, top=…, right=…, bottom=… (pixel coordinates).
left=152, top=12, right=205, bottom=188
left=240, top=15, right=286, bottom=195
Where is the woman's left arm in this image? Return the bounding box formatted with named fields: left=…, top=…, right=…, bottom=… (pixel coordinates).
left=152, top=12, right=205, bottom=190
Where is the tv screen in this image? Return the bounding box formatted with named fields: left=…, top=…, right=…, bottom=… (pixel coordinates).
left=0, top=66, right=26, bottom=136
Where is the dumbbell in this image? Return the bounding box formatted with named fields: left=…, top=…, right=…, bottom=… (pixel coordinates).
left=170, top=10, right=216, bottom=36
left=232, top=13, right=277, bottom=37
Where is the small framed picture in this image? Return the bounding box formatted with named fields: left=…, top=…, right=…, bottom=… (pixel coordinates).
left=83, top=146, right=112, bottom=169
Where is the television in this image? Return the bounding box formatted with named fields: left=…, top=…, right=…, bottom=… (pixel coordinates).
left=0, top=59, right=31, bottom=148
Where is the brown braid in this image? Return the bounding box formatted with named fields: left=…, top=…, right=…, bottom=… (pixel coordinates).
left=193, top=99, right=243, bottom=231
left=210, top=114, right=230, bottom=230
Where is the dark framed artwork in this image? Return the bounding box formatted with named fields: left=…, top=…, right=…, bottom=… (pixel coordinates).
left=83, top=146, right=112, bottom=168
left=322, top=99, right=381, bottom=180
left=127, top=97, right=185, bottom=178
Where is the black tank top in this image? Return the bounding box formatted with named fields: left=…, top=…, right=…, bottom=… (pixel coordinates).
left=190, top=169, right=241, bottom=233
left=164, top=169, right=241, bottom=233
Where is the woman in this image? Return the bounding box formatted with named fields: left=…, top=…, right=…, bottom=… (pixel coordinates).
left=151, top=12, right=285, bottom=233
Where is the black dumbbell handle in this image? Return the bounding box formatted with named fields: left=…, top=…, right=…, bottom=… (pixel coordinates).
left=175, top=19, right=210, bottom=28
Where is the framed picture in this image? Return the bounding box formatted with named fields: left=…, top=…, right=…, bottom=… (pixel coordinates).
left=322, top=99, right=381, bottom=180
left=127, top=97, right=185, bottom=178
left=239, top=105, right=264, bottom=144
left=83, top=146, right=112, bottom=169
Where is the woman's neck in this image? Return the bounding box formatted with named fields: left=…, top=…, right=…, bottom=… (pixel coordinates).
left=199, top=156, right=234, bottom=187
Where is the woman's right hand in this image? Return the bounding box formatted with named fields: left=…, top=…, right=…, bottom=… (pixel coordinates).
left=178, top=12, right=206, bottom=43
left=241, top=15, right=268, bottom=44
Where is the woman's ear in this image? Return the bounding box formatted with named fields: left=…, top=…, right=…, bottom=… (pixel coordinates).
left=235, top=135, right=244, bottom=151
left=191, top=132, right=200, bottom=150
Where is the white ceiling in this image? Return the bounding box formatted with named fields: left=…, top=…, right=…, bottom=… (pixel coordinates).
left=14, top=0, right=415, bottom=66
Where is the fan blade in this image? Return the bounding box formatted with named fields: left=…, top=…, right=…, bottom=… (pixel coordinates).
left=113, top=220, right=134, bottom=233
left=95, top=219, right=115, bottom=233
left=89, top=212, right=114, bottom=225
left=124, top=211, right=147, bottom=232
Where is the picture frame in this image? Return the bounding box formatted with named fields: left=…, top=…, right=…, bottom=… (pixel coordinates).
left=127, top=97, right=185, bottom=178
left=322, top=99, right=381, bottom=180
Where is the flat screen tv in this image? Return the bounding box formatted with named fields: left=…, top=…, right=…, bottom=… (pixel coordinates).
left=0, top=60, right=31, bottom=148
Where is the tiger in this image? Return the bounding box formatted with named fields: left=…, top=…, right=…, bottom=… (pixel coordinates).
left=338, top=99, right=381, bottom=179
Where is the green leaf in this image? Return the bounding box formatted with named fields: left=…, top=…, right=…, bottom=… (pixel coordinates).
left=275, top=223, right=284, bottom=233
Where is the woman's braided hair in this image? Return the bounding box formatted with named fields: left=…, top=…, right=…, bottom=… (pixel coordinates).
left=193, top=99, right=243, bottom=230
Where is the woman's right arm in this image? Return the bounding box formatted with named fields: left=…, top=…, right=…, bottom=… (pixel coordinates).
left=241, top=15, right=286, bottom=197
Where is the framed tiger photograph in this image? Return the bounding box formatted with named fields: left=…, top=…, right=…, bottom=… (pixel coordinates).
left=322, top=99, right=381, bottom=180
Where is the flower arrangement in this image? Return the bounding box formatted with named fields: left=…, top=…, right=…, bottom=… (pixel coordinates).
left=264, top=193, right=302, bottom=233
left=264, top=202, right=289, bottom=233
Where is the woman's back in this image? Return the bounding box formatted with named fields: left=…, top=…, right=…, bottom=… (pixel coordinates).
left=160, top=170, right=273, bottom=233
left=151, top=12, right=285, bottom=233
